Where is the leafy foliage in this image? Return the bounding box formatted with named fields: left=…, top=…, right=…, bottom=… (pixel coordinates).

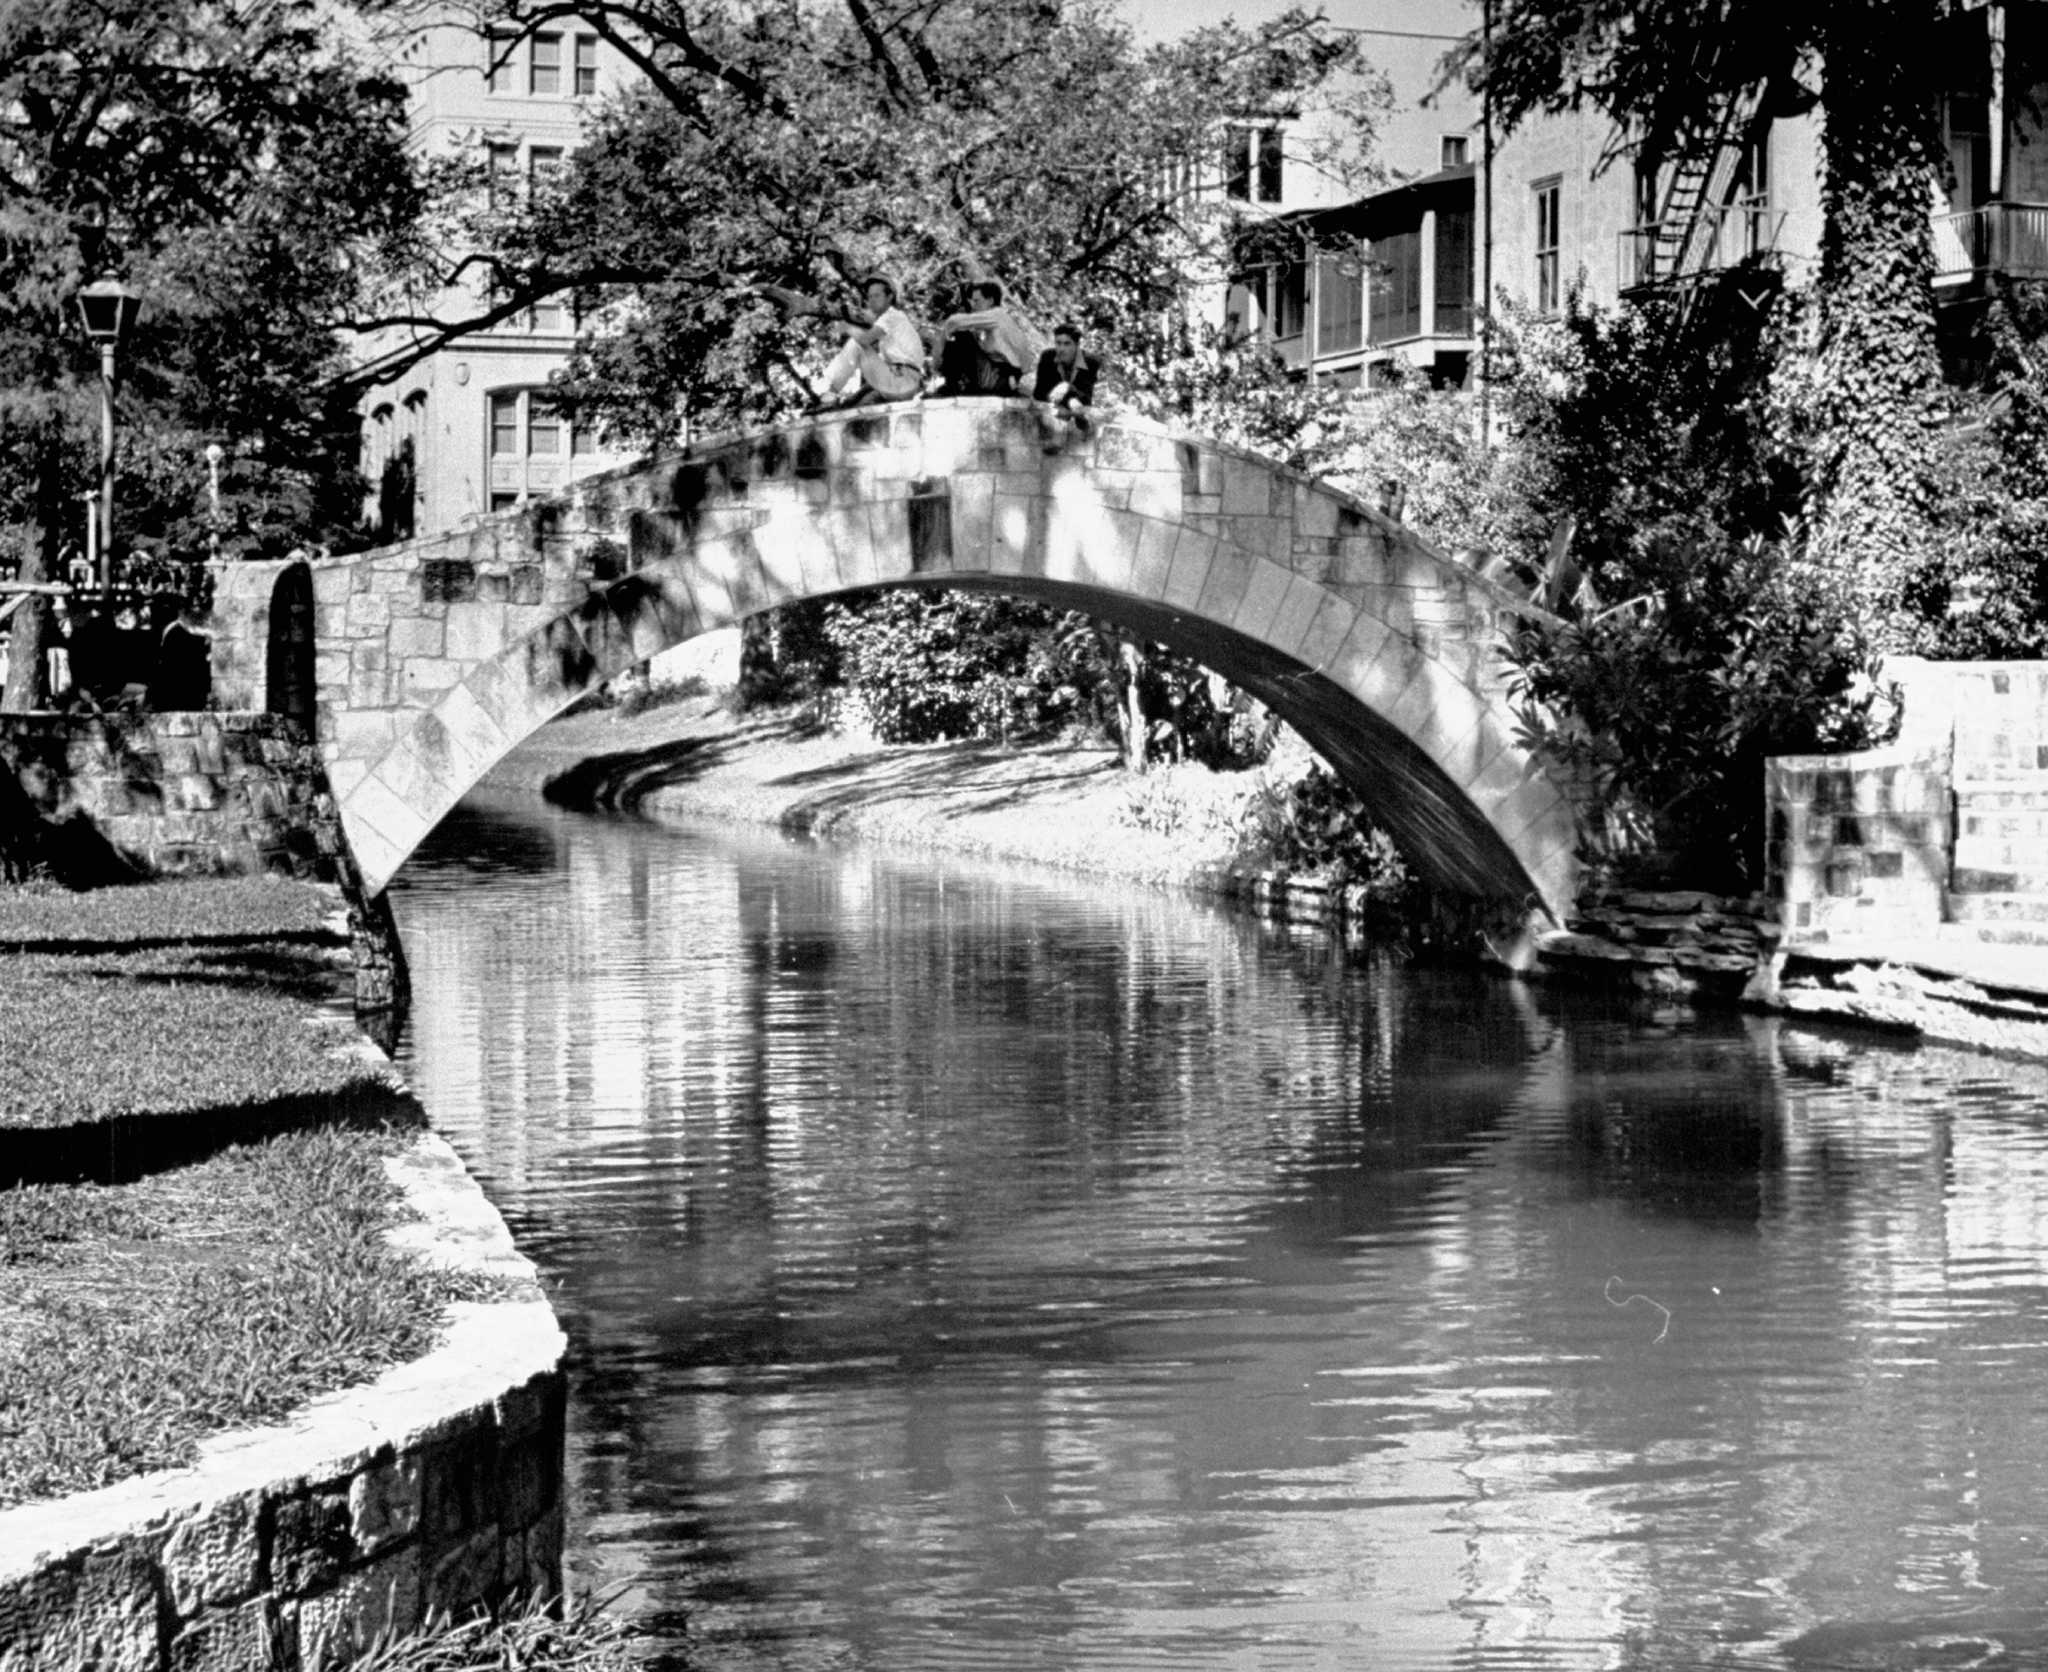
left=1231, top=760, right=1412, bottom=898
left=0, top=0, right=426, bottom=706
left=1505, top=530, right=1890, bottom=888
left=817, top=590, right=1093, bottom=746
left=1904, top=284, right=2048, bottom=658
left=0, top=1120, right=493, bottom=1509
left=480, top=0, right=1386, bottom=440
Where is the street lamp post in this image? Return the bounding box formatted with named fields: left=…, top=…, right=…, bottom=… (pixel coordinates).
left=76, top=277, right=143, bottom=598
left=204, top=442, right=225, bottom=562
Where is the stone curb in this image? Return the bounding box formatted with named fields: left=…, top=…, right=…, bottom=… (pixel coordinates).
left=0, top=1120, right=568, bottom=1671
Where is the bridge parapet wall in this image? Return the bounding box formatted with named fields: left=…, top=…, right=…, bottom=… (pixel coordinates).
left=251, top=401, right=1572, bottom=911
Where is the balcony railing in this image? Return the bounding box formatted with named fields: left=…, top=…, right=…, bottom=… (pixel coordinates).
left=1618, top=199, right=1784, bottom=292
left=1933, top=202, right=2048, bottom=282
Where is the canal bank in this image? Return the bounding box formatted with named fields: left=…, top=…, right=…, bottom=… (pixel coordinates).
left=487, top=692, right=2048, bottom=1063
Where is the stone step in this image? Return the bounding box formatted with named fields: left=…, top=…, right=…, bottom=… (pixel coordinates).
left=1952, top=865, right=2048, bottom=898
left=1954, top=781, right=2048, bottom=812
left=1957, top=811, right=2048, bottom=847
left=1946, top=892, right=2048, bottom=930
left=1953, top=837, right=2048, bottom=875
left=1938, top=921, right=2048, bottom=950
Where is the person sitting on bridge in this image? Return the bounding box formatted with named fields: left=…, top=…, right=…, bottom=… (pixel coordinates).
left=1033, top=321, right=1103, bottom=433
left=931, top=279, right=1042, bottom=398
left=753, top=270, right=926, bottom=410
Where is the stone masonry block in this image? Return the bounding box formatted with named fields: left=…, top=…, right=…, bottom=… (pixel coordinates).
left=272, top=1486, right=356, bottom=1593
left=388, top=614, right=447, bottom=660
left=445, top=602, right=511, bottom=665
left=1161, top=525, right=1218, bottom=611
left=1261, top=574, right=1326, bottom=662
left=165, top=1597, right=281, bottom=1672
left=351, top=1453, right=425, bottom=1557
left=1195, top=547, right=1253, bottom=624
left=1125, top=513, right=1177, bottom=599
left=989, top=492, right=1044, bottom=577
left=292, top=1554, right=422, bottom=1670
left=1220, top=456, right=1273, bottom=517
left=1231, top=558, right=1294, bottom=643
left=0, top=1542, right=163, bottom=1672
left=424, top=1531, right=502, bottom=1623
left=1295, top=593, right=1356, bottom=673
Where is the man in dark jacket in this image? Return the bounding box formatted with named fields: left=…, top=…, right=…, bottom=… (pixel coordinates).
left=1032, top=322, right=1102, bottom=431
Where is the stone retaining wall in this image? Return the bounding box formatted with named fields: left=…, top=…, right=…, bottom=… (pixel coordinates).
left=1762, top=658, right=2048, bottom=946
left=0, top=712, right=347, bottom=884
left=0, top=1133, right=567, bottom=1672
left=0, top=711, right=407, bottom=1014
left=1764, top=745, right=1953, bottom=941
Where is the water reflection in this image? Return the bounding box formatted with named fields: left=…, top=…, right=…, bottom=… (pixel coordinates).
left=393, top=797, right=2048, bottom=1672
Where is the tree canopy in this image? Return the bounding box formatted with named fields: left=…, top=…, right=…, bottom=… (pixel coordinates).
left=446, top=0, right=1389, bottom=443
left=0, top=0, right=423, bottom=705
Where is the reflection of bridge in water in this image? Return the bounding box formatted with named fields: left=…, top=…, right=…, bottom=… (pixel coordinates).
left=211, top=400, right=1578, bottom=922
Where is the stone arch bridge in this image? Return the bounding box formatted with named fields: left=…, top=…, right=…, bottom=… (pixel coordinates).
left=212, top=400, right=1578, bottom=927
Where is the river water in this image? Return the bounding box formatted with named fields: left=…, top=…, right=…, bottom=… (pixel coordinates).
left=391, top=796, right=2048, bottom=1672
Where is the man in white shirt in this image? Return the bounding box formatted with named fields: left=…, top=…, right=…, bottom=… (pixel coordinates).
left=755, top=272, right=926, bottom=409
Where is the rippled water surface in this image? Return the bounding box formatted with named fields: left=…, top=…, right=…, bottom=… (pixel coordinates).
left=392, top=797, right=2048, bottom=1672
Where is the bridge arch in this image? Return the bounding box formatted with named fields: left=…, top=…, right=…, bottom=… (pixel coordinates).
left=242, top=402, right=1577, bottom=917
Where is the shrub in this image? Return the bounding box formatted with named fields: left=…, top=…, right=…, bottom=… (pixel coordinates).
left=1231, top=759, right=1412, bottom=898
left=819, top=590, right=1095, bottom=745
left=1505, top=528, right=1892, bottom=889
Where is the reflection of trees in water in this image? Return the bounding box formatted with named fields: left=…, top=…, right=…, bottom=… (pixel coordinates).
left=396, top=804, right=2048, bottom=1668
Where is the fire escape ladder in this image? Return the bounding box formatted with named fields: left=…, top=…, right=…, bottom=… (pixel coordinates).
left=1649, top=80, right=1768, bottom=286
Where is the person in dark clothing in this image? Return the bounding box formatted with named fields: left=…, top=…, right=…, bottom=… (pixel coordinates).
left=1032, top=321, right=1102, bottom=431
left=932, top=280, right=1041, bottom=397
left=147, top=605, right=213, bottom=711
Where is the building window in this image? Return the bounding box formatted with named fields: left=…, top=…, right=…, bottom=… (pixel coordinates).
left=486, top=30, right=518, bottom=93
left=1315, top=246, right=1365, bottom=355
left=488, top=389, right=595, bottom=476
left=1434, top=205, right=1474, bottom=335
left=487, top=142, right=521, bottom=205
left=530, top=32, right=561, bottom=94
left=529, top=145, right=565, bottom=185
left=1367, top=230, right=1422, bottom=344
left=1224, top=125, right=1285, bottom=204
left=527, top=400, right=562, bottom=456
left=1441, top=135, right=1470, bottom=169
left=489, top=393, right=521, bottom=456
left=1273, top=259, right=1306, bottom=339
left=1734, top=132, right=1772, bottom=257
left=1534, top=178, right=1562, bottom=313
left=574, top=36, right=598, bottom=96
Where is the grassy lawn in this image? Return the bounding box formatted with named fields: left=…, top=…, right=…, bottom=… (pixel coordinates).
left=0, top=877, right=496, bottom=1512
left=0, top=1117, right=494, bottom=1509
left=0, top=876, right=377, bottom=1132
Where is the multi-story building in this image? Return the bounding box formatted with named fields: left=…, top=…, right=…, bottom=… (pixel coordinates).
left=1243, top=0, right=2046, bottom=393
left=355, top=14, right=634, bottom=541
left=1224, top=0, right=1483, bottom=388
